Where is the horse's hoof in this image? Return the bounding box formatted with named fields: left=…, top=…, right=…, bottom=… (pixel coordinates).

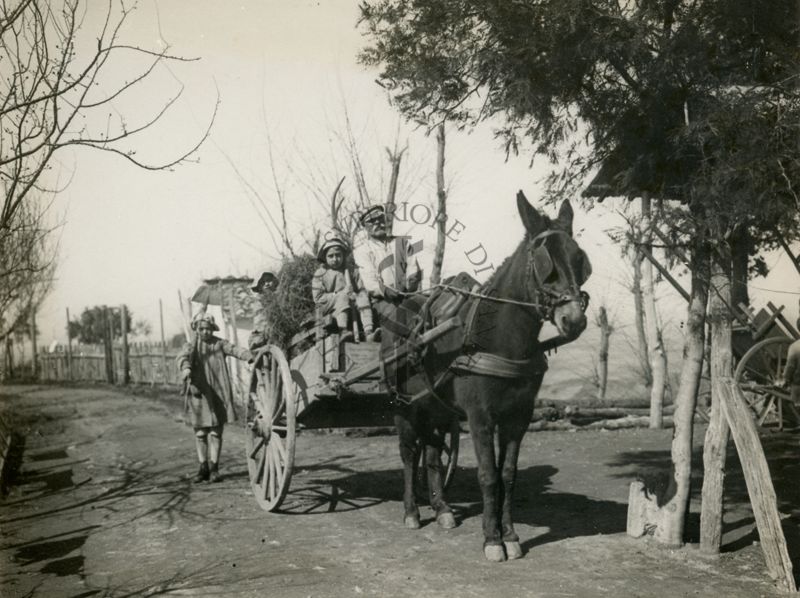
left=504, top=541, right=523, bottom=560
left=484, top=544, right=507, bottom=562
left=404, top=515, right=421, bottom=529
left=436, top=512, right=457, bottom=529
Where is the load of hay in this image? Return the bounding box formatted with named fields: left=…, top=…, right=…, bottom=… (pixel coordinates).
left=256, top=253, right=318, bottom=350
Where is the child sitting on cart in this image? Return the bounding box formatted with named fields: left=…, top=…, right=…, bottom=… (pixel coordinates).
left=312, top=232, right=374, bottom=339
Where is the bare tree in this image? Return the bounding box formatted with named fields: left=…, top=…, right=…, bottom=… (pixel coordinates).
left=0, top=198, right=56, bottom=340
left=594, top=305, right=614, bottom=401
left=640, top=194, right=668, bottom=428
left=0, top=0, right=216, bottom=338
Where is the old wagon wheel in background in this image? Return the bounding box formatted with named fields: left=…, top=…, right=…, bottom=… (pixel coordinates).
left=734, top=337, right=797, bottom=429
left=415, top=418, right=460, bottom=500
left=246, top=345, right=297, bottom=511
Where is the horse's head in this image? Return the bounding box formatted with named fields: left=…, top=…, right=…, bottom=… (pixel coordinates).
left=517, top=191, right=591, bottom=341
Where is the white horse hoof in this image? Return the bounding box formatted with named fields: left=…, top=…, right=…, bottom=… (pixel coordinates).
left=504, top=541, right=523, bottom=560
left=404, top=515, right=421, bottom=529
left=484, top=544, right=506, bottom=562
left=437, top=512, right=457, bottom=529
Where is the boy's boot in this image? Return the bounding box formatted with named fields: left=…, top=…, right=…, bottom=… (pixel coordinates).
left=209, top=461, right=222, bottom=483
left=360, top=307, right=375, bottom=341
left=335, top=313, right=353, bottom=341
left=193, top=461, right=209, bottom=483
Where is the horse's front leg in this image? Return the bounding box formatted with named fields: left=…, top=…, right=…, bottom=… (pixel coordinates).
left=497, top=414, right=530, bottom=560
left=394, top=414, right=421, bottom=529
left=466, top=407, right=505, bottom=561
left=423, top=436, right=456, bottom=529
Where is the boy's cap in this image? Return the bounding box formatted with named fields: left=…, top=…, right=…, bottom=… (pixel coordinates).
left=317, top=236, right=350, bottom=263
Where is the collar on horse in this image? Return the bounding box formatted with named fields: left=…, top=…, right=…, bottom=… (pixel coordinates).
left=389, top=229, right=589, bottom=392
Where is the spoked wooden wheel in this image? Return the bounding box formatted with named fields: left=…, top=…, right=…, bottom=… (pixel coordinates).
left=246, top=345, right=297, bottom=511
left=734, top=337, right=795, bottom=429
left=415, top=419, right=460, bottom=500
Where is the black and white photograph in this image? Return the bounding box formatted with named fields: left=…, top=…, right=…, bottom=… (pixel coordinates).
left=1, top=1, right=799, bottom=596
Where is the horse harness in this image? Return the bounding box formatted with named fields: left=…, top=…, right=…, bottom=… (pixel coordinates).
left=384, top=229, right=590, bottom=407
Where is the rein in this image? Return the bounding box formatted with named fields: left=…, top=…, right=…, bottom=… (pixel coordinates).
left=385, top=229, right=589, bottom=401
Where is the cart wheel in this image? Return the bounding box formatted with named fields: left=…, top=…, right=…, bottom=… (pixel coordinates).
left=246, top=345, right=297, bottom=511
left=734, top=337, right=795, bottom=429
left=415, top=419, right=460, bottom=500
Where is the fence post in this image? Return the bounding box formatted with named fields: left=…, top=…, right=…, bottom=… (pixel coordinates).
left=159, top=299, right=168, bottom=385
left=103, top=306, right=114, bottom=383
left=65, top=308, right=73, bottom=381
left=227, top=285, right=243, bottom=400
left=30, top=306, right=38, bottom=380
left=120, top=304, right=130, bottom=385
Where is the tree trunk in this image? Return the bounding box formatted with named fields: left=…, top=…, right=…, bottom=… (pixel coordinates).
left=430, top=123, right=447, bottom=286
left=641, top=194, right=667, bottom=428
left=632, top=248, right=652, bottom=386
left=655, top=240, right=710, bottom=545
left=700, top=251, right=733, bottom=554
left=597, top=306, right=611, bottom=401
left=730, top=225, right=751, bottom=311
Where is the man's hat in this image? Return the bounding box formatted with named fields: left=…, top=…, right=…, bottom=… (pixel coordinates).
left=316, top=236, right=350, bottom=263
left=358, top=205, right=386, bottom=225
left=251, top=271, right=277, bottom=292
left=191, top=311, right=219, bottom=332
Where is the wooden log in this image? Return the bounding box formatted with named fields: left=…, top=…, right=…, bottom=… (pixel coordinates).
left=719, top=378, right=796, bottom=592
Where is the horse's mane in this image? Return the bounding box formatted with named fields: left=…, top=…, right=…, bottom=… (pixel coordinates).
left=481, top=232, right=532, bottom=291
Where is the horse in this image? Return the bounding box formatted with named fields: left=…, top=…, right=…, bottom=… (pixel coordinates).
left=383, top=191, right=591, bottom=562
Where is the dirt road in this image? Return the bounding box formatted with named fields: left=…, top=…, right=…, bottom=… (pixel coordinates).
left=1, top=384, right=797, bottom=597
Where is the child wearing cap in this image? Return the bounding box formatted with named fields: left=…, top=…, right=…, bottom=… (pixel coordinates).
left=312, top=233, right=374, bottom=339
left=177, top=311, right=252, bottom=483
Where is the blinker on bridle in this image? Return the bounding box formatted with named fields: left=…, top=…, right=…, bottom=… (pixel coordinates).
left=525, top=231, right=590, bottom=323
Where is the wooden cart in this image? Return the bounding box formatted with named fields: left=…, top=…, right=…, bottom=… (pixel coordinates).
left=732, top=301, right=800, bottom=429
left=243, top=316, right=463, bottom=512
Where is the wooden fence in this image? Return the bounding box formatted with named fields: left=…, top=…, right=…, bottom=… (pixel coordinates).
left=38, top=342, right=182, bottom=386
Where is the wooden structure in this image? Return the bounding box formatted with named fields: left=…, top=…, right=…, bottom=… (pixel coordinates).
left=38, top=341, right=181, bottom=386
left=244, top=315, right=463, bottom=512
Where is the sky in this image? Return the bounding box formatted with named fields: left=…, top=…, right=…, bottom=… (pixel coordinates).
left=35, top=0, right=799, bottom=351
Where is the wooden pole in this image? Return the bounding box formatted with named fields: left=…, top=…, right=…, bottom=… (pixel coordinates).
left=159, top=299, right=168, bottom=385
left=597, top=306, right=610, bottom=400
left=700, top=256, right=733, bottom=553
left=430, top=122, right=447, bottom=286
left=29, top=306, right=37, bottom=380
left=66, top=308, right=73, bottom=381
left=177, top=290, right=192, bottom=341
left=719, top=379, right=796, bottom=592
left=228, top=285, right=242, bottom=401
left=106, top=306, right=115, bottom=383
left=120, top=304, right=130, bottom=385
